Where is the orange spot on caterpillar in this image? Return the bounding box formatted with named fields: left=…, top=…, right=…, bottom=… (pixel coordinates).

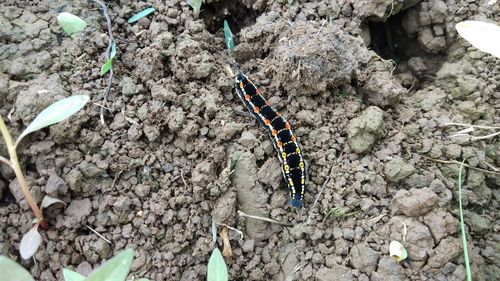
left=285, top=122, right=291, bottom=129
left=254, top=106, right=260, bottom=113
left=291, top=135, right=296, bottom=141
left=264, top=119, right=271, bottom=125
left=277, top=141, right=283, bottom=148
left=272, top=129, right=278, bottom=136
left=245, top=95, right=251, bottom=101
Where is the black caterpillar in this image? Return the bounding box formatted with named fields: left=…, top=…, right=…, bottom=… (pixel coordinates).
left=234, top=72, right=307, bottom=208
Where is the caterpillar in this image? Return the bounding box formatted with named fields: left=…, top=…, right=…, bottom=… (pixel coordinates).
left=234, top=71, right=307, bottom=208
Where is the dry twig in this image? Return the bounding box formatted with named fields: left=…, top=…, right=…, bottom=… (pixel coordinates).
left=238, top=210, right=293, bottom=227
left=423, top=156, right=500, bottom=175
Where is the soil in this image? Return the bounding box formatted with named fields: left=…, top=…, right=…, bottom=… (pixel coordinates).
left=0, top=0, right=499, bottom=280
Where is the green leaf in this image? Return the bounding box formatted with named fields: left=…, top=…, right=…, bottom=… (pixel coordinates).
left=16, top=95, right=89, bottom=146
left=110, top=40, right=117, bottom=59
left=456, top=21, right=500, bottom=58
left=0, top=256, right=34, bottom=281
left=86, top=249, right=134, bottom=281
left=63, top=269, right=85, bottom=281
left=223, top=20, right=234, bottom=51
left=187, top=0, right=203, bottom=12
left=101, top=58, right=113, bottom=75
left=57, top=12, right=87, bottom=36
left=19, top=226, right=42, bottom=259
left=207, top=248, right=228, bottom=281
left=127, top=7, right=156, bottom=23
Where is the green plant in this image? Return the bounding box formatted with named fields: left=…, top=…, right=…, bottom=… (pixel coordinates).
left=1, top=248, right=147, bottom=281
left=101, top=40, right=117, bottom=75
left=187, top=0, right=203, bottom=12
left=456, top=21, right=500, bottom=59
left=127, top=7, right=156, bottom=23
left=223, top=20, right=234, bottom=51
left=457, top=160, right=472, bottom=281
left=0, top=95, right=89, bottom=259
left=57, top=12, right=87, bottom=36
left=207, top=247, right=228, bottom=281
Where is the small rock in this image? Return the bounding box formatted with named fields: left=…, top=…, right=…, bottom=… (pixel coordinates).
left=130, top=251, right=147, bottom=271
left=77, top=161, right=104, bottom=178
left=343, top=228, right=355, bottom=241
left=360, top=71, right=405, bottom=107
left=257, top=158, right=282, bottom=189
left=386, top=216, right=434, bottom=262
left=445, top=144, right=462, bottom=159
left=347, top=106, right=385, bottom=153
left=423, top=210, right=459, bottom=242
left=242, top=239, right=255, bottom=253
left=390, top=187, right=438, bottom=217
left=427, top=237, right=461, bottom=268
left=143, top=125, right=160, bottom=142
left=349, top=243, right=380, bottom=273
left=134, top=184, right=151, bottom=198
left=91, top=239, right=111, bottom=259
left=465, top=211, right=489, bottom=235
left=191, top=161, right=215, bottom=186
left=113, top=196, right=131, bottom=212
left=315, top=264, right=354, bottom=281
left=239, top=131, right=257, bottom=148
left=127, top=124, right=143, bottom=141
left=264, top=260, right=280, bottom=275
left=415, top=87, right=446, bottom=111
left=44, top=171, right=68, bottom=196
left=64, top=199, right=92, bottom=226
left=384, top=158, right=416, bottom=182
left=403, top=173, right=432, bottom=188
left=75, top=261, right=93, bottom=277
left=375, top=256, right=403, bottom=278
left=212, top=190, right=236, bottom=223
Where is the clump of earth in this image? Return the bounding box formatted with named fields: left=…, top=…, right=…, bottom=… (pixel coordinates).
left=0, top=0, right=498, bottom=280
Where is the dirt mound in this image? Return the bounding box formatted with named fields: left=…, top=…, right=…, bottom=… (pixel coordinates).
left=0, top=0, right=498, bottom=280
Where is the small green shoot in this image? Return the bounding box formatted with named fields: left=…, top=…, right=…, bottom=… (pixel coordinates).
left=110, top=40, right=117, bottom=59
left=389, top=241, right=408, bottom=262
left=456, top=21, right=500, bottom=58
left=187, top=0, right=203, bottom=12
left=63, top=269, right=85, bottom=281
left=223, top=20, right=234, bottom=51
left=457, top=160, right=472, bottom=281
left=101, top=41, right=116, bottom=76
left=85, top=248, right=134, bottom=281
left=0, top=95, right=89, bottom=259
left=127, top=7, right=155, bottom=23
left=101, top=58, right=113, bottom=75
left=207, top=248, right=228, bottom=281
left=57, top=12, right=87, bottom=36
left=0, top=256, right=34, bottom=281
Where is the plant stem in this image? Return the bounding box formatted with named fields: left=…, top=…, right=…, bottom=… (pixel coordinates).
left=458, top=160, right=472, bottom=281
left=91, top=0, right=115, bottom=125
left=0, top=155, right=11, bottom=167
left=0, top=115, right=46, bottom=228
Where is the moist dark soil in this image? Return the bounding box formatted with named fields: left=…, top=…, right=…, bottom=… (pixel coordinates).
left=0, top=0, right=499, bottom=280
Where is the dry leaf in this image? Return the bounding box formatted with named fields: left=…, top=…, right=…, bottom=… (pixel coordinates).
left=221, top=227, right=233, bottom=259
